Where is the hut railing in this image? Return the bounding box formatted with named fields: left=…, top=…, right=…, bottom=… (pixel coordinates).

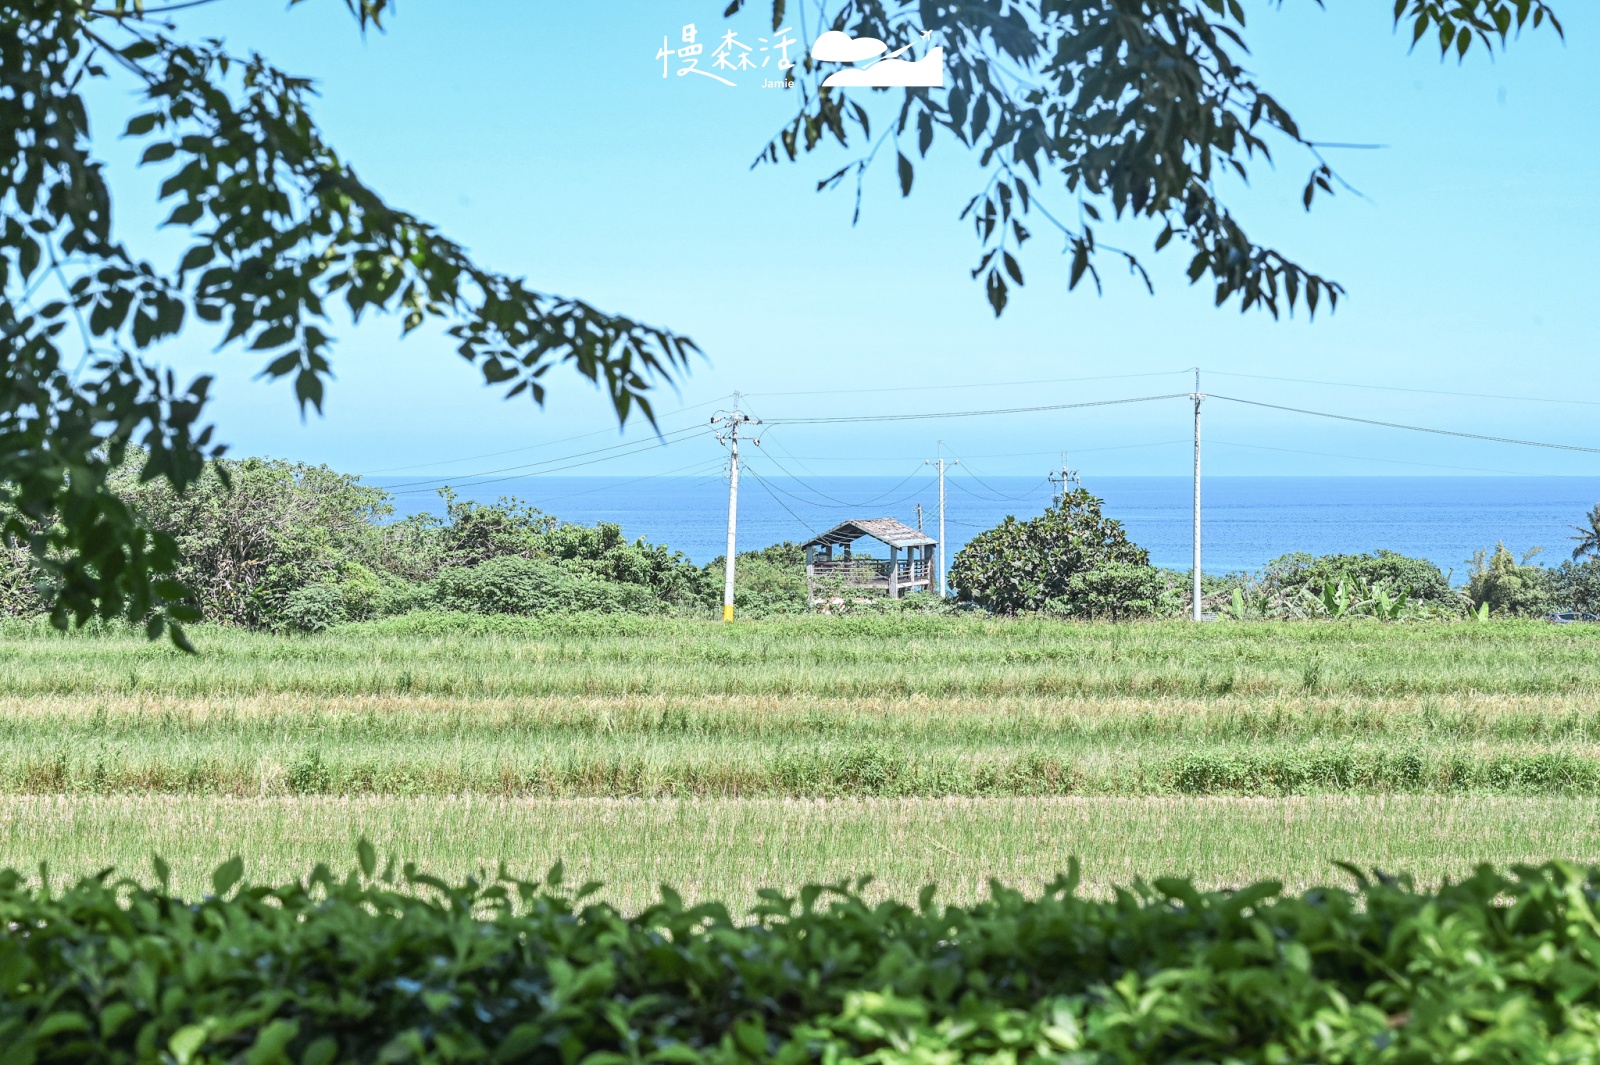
left=809, top=558, right=931, bottom=584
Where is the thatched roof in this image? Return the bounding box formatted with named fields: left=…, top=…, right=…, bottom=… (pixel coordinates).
left=802, top=518, right=936, bottom=550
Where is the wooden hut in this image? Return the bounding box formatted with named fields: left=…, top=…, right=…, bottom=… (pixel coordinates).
left=802, top=518, right=937, bottom=600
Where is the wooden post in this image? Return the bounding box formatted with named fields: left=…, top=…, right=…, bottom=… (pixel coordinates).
left=888, top=545, right=900, bottom=598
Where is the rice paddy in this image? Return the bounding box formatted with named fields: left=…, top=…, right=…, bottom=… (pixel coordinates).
left=3, top=613, right=1597, bottom=902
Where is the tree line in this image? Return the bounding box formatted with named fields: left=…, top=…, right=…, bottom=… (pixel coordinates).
left=4, top=455, right=1596, bottom=629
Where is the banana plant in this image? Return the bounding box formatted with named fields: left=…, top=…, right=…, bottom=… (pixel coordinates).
left=1471, top=601, right=1491, bottom=623
left=1225, top=587, right=1248, bottom=621
left=1320, top=580, right=1352, bottom=619
left=1373, top=585, right=1412, bottom=621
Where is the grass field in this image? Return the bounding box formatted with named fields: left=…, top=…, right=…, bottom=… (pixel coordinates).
left=7, top=795, right=1600, bottom=909
left=3, top=613, right=1598, bottom=903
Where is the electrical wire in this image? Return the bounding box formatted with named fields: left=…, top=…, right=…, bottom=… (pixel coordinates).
left=741, top=466, right=820, bottom=536
left=1205, top=370, right=1600, bottom=408
left=358, top=395, right=731, bottom=476
left=946, top=475, right=1050, bottom=504
left=767, top=440, right=1191, bottom=461
left=1208, top=439, right=1535, bottom=476
left=743, top=460, right=931, bottom=516
left=1207, top=395, right=1600, bottom=455
left=751, top=447, right=928, bottom=509
left=766, top=392, right=1190, bottom=425
left=381, top=424, right=711, bottom=491
left=745, top=369, right=1190, bottom=400
left=386, top=428, right=717, bottom=496
left=501, top=458, right=731, bottom=507
left=946, top=454, right=1050, bottom=502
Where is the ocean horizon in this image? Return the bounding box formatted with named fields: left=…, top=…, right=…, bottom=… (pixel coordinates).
left=370, top=475, right=1600, bottom=579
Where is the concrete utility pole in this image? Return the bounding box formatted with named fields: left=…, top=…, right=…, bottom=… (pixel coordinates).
left=1191, top=368, right=1204, bottom=622
left=712, top=396, right=759, bottom=622
left=1047, top=451, right=1079, bottom=507
left=924, top=442, right=959, bottom=597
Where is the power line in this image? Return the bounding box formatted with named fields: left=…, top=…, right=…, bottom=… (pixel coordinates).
left=499, top=458, right=730, bottom=507
left=741, top=466, right=819, bottom=536
left=381, top=424, right=711, bottom=491
left=1206, top=370, right=1600, bottom=408
left=767, top=392, right=1190, bottom=426
left=744, top=369, right=1190, bottom=400
left=1208, top=394, right=1600, bottom=455
left=946, top=459, right=1050, bottom=502
left=750, top=448, right=927, bottom=509
left=358, top=395, right=731, bottom=476
left=1208, top=439, right=1536, bottom=476
left=744, top=458, right=930, bottom=515
left=386, top=428, right=716, bottom=496
left=768, top=439, right=1191, bottom=461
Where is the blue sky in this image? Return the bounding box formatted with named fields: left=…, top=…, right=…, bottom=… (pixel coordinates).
left=90, top=1, right=1599, bottom=482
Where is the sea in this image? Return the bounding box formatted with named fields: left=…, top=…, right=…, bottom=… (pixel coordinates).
left=375, top=475, right=1600, bottom=581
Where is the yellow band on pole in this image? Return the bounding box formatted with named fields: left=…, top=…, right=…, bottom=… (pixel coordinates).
left=723, top=604, right=734, bottom=622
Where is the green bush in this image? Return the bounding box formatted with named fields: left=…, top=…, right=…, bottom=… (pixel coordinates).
left=1261, top=550, right=1456, bottom=604
left=705, top=542, right=810, bottom=616
left=951, top=488, right=1149, bottom=614
left=1050, top=561, right=1182, bottom=621
left=1468, top=542, right=1554, bottom=618
left=434, top=556, right=658, bottom=616
left=1550, top=557, right=1600, bottom=613
left=6, top=857, right=1600, bottom=1062
left=277, top=584, right=347, bottom=633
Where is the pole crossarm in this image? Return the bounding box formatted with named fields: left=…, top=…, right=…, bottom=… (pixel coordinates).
left=712, top=401, right=761, bottom=622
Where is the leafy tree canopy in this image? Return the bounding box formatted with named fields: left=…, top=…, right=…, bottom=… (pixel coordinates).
left=951, top=487, right=1149, bottom=613
left=740, top=0, right=1561, bottom=316
left=2, top=0, right=696, bottom=646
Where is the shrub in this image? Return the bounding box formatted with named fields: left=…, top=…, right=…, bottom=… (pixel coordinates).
left=1261, top=549, right=1455, bottom=604
left=1550, top=557, right=1600, bottom=613
left=951, top=488, right=1148, bottom=614
left=1049, top=561, right=1182, bottom=620
left=704, top=542, right=809, bottom=616
left=108, top=456, right=393, bottom=629
left=6, top=857, right=1600, bottom=1062
left=434, top=556, right=657, bottom=615
left=277, top=584, right=347, bottom=633
left=1468, top=542, right=1554, bottom=617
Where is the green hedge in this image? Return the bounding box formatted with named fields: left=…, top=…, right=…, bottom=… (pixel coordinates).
left=6, top=857, right=1600, bottom=1062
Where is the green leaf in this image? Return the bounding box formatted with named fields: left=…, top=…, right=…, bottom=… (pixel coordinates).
left=169, top=1025, right=208, bottom=1065
left=36, top=1012, right=90, bottom=1037
left=211, top=855, right=244, bottom=898
left=124, top=112, right=160, bottom=137
left=357, top=838, right=377, bottom=878
left=896, top=152, right=913, bottom=197
left=245, top=1019, right=300, bottom=1065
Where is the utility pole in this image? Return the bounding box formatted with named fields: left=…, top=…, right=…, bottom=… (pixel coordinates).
left=924, top=442, right=958, bottom=597
left=712, top=396, right=759, bottom=623
left=1191, top=368, right=1204, bottom=622
left=916, top=502, right=924, bottom=532
left=1047, top=451, right=1079, bottom=507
